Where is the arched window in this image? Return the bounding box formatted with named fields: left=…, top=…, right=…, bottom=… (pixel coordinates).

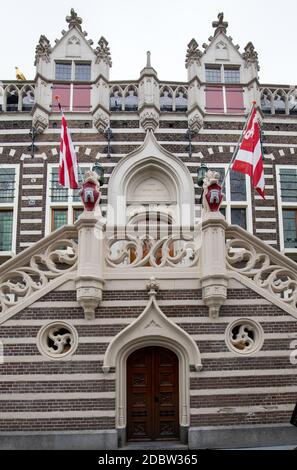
left=175, top=87, right=188, bottom=112
left=160, top=87, right=173, bottom=112
left=260, top=89, right=272, bottom=114
left=288, top=90, right=297, bottom=115
left=109, top=87, right=122, bottom=112
left=6, top=86, right=19, bottom=112
left=21, top=86, right=34, bottom=112
left=273, top=90, right=286, bottom=115
left=0, top=86, right=3, bottom=112
left=124, top=86, right=138, bottom=111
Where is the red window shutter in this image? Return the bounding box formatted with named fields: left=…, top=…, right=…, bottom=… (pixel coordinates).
left=226, top=86, right=245, bottom=114
left=52, top=84, right=71, bottom=111
left=73, top=85, right=91, bottom=112
left=205, top=86, right=224, bottom=113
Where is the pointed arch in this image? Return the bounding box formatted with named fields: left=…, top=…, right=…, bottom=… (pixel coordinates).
left=123, top=84, right=138, bottom=111
left=109, top=85, right=123, bottom=111
left=106, top=131, right=195, bottom=226
left=4, top=85, right=20, bottom=112
left=20, top=85, right=35, bottom=111
left=160, top=85, right=174, bottom=111
left=103, top=290, right=202, bottom=429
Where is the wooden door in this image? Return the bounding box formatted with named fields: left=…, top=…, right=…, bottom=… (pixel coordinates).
left=127, top=346, right=179, bottom=441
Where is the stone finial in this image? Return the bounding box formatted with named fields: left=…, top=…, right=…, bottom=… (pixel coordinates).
left=95, top=36, right=112, bottom=67
left=139, top=110, right=160, bottom=132
left=242, top=42, right=260, bottom=70
left=146, top=277, right=159, bottom=296
left=34, top=35, right=51, bottom=66
left=146, top=51, right=151, bottom=68
left=212, top=12, right=228, bottom=36
left=66, top=8, right=83, bottom=31
left=185, top=39, right=202, bottom=68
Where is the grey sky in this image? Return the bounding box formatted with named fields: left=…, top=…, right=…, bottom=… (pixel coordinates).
left=1, top=0, right=296, bottom=85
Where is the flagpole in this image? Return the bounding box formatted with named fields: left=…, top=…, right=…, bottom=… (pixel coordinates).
left=54, top=95, right=83, bottom=186
left=221, top=101, right=257, bottom=192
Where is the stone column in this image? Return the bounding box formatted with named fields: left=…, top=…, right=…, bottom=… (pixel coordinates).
left=75, top=210, right=105, bottom=320
left=201, top=212, right=228, bottom=319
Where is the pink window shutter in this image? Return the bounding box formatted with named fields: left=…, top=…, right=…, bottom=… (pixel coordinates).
left=73, top=85, right=91, bottom=112
left=205, top=86, right=224, bottom=113
left=226, top=86, right=245, bottom=114
left=52, top=84, right=71, bottom=111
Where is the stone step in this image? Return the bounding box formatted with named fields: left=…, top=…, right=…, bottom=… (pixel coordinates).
left=121, top=441, right=188, bottom=450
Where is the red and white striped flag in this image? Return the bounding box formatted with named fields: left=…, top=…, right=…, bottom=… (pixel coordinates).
left=232, top=107, right=265, bottom=199
left=56, top=99, right=79, bottom=189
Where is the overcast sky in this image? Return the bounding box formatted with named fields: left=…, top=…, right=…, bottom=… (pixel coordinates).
left=1, top=0, right=296, bottom=85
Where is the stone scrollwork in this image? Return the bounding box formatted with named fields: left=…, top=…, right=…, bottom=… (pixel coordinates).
left=0, top=239, right=78, bottom=316
left=225, top=318, right=264, bottom=356
left=37, top=321, right=78, bottom=359
left=226, top=235, right=297, bottom=312
left=106, top=233, right=200, bottom=268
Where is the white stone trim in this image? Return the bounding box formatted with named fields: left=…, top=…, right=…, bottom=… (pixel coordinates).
left=190, top=404, right=294, bottom=415
left=2, top=355, right=104, bottom=363
left=225, top=318, right=264, bottom=356
left=190, top=386, right=297, bottom=396
left=191, top=369, right=297, bottom=378
left=103, top=291, right=201, bottom=429
left=0, top=373, right=115, bottom=382
left=0, top=392, right=115, bottom=400
left=276, top=164, right=297, bottom=254
left=20, top=219, right=42, bottom=224
left=0, top=410, right=115, bottom=419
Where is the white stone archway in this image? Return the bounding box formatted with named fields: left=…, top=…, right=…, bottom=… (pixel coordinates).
left=106, top=131, right=195, bottom=227
left=103, top=280, right=202, bottom=434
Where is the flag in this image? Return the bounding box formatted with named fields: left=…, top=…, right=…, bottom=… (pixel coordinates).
left=232, top=107, right=265, bottom=198
left=57, top=100, right=79, bottom=189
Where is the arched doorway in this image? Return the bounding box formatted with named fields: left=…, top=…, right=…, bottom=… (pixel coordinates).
left=127, top=346, right=179, bottom=441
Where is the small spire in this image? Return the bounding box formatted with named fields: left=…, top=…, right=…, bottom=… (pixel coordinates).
left=66, top=8, right=83, bottom=31
left=146, top=51, right=151, bottom=68
left=212, top=12, right=228, bottom=36
left=140, top=50, right=157, bottom=76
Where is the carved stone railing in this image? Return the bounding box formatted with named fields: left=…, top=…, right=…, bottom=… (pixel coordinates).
left=105, top=226, right=200, bottom=268
left=0, top=225, right=78, bottom=316
left=226, top=225, right=297, bottom=313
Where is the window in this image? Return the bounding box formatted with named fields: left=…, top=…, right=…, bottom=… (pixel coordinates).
left=55, top=63, right=72, bottom=80
left=160, top=88, right=173, bottom=112
left=46, top=165, right=91, bottom=234
left=0, top=165, right=19, bottom=256
left=75, top=63, right=91, bottom=81
left=0, top=168, right=15, bottom=202
left=205, top=65, right=244, bottom=114
left=52, top=208, right=68, bottom=231
left=110, top=88, right=122, bottom=112
left=124, top=87, right=138, bottom=112
left=277, top=166, right=297, bottom=254
left=208, top=165, right=252, bottom=232
left=283, top=210, right=297, bottom=249
left=205, top=67, right=221, bottom=83
left=224, top=68, right=240, bottom=83
left=0, top=210, right=13, bottom=251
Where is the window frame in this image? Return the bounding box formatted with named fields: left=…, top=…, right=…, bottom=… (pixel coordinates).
left=0, top=164, right=20, bottom=257
left=276, top=165, right=297, bottom=255
left=46, top=163, right=91, bottom=234
left=206, top=163, right=253, bottom=233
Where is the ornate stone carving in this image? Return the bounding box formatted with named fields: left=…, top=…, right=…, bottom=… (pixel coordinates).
left=37, top=321, right=78, bottom=359
left=226, top=231, right=297, bottom=314
left=139, top=109, right=159, bottom=131
left=32, top=110, right=49, bottom=134
left=212, top=12, right=228, bottom=36
left=66, top=8, right=83, bottom=31
left=34, top=35, right=51, bottom=66
left=95, top=37, right=112, bottom=66
left=243, top=42, right=260, bottom=70
left=146, top=277, right=159, bottom=295
left=202, top=284, right=227, bottom=319
left=202, top=170, right=223, bottom=212
left=0, top=238, right=78, bottom=316
left=225, top=318, right=264, bottom=355
left=76, top=283, right=103, bottom=320
left=106, top=232, right=200, bottom=268
left=93, top=111, right=109, bottom=132
left=188, top=113, right=203, bottom=133
left=185, top=39, right=202, bottom=68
